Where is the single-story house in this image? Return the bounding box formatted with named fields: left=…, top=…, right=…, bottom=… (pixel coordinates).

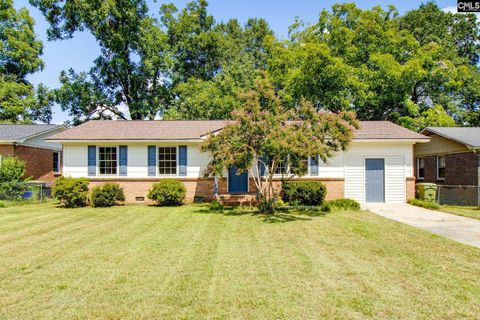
left=415, top=127, right=480, bottom=187
left=0, top=124, right=66, bottom=183
left=46, top=120, right=428, bottom=204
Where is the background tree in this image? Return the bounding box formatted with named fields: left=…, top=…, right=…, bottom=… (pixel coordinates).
left=0, top=0, right=52, bottom=123
left=201, top=74, right=358, bottom=213
left=30, top=0, right=172, bottom=123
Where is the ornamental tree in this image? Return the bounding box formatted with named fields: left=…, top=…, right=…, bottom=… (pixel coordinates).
left=201, top=74, right=358, bottom=213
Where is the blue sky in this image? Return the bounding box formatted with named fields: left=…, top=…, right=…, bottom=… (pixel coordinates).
left=14, top=0, right=458, bottom=123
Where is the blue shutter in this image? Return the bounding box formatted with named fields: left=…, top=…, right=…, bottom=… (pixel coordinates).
left=179, top=146, right=187, bottom=176
left=148, top=146, right=156, bottom=176
left=310, top=156, right=319, bottom=176
left=88, top=146, right=96, bottom=176
left=119, top=146, right=128, bottom=176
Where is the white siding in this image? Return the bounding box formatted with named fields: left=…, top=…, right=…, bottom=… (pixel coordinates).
left=62, top=142, right=210, bottom=179
left=63, top=145, right=88, bottom=177
left=344, top=142, right=412, bottom=203
left=318, top=152, right=344, bottom=178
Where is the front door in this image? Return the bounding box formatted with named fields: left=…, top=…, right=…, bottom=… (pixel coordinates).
left=228, top=166, right=248, bottom=193
left=365, top=159, right=385, bottom=202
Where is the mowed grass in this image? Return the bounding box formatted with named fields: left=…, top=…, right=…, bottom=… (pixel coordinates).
left=0, top=204, right=479, bottom=319
left=439, top=205, right=480, bottom=221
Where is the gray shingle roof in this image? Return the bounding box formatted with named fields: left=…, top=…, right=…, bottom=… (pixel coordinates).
left=0, top=124, right=63, bottom=141
left=47, top=120, right=428, bottom=141
left=422, top=127, right=480, bottom=149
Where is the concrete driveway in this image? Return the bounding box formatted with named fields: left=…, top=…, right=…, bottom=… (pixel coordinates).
left=364, top=203, right=480, bottom=248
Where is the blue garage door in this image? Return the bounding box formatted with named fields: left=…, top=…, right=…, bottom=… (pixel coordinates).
left=365, top=159, right=385, bottom=202
left=228, top=166, right=248, bottom=193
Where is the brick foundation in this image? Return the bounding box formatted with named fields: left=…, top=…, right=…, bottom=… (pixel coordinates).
left=90, top=177, right=346, bottom=204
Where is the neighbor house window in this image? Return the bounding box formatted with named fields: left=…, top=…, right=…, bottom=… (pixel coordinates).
left=416, top=157, right=424, bottom=180
left=53, top=152, right=61, bottom=174
left=99, top=147, right=117, bottom=175
left=158, top=147, right=177, bottom=175
left=437, top=155, right=445, bottom=180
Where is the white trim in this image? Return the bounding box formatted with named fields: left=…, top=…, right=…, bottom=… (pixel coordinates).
left=97, top=146, right=119, bottom=177
left=53, top=151, right=61, bottom=174
left=436, top=155, right=446, bottom=180
left=416, top=157, right=425, bottom=180
left=156, top=145, right=179, bottom=177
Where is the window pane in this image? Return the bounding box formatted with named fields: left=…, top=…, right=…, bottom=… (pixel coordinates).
left=53, top=152, right=60, bottom=172
left=99, top=147, right=117, bottom=175
left=158, top=147, right=177, bottom=175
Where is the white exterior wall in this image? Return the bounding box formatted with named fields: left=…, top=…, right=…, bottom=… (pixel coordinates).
left=61, top=140, right=414, bottom=203
left=343, top=142, right=413, bottom=203
left=62, top=142, right=210, bottom=179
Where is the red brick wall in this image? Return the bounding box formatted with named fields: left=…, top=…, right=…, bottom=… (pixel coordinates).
left=0, top=144, right=58, bottom=183
left=418, top=152, right=479, bottom=186
left=93, top=177, right=346, bottom=204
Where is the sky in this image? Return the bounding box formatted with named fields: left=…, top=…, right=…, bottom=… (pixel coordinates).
left=14, top=0, right=461, bottom=124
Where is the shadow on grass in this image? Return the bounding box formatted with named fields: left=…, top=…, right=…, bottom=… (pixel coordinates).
left=194, top=205, right=328, bottom=223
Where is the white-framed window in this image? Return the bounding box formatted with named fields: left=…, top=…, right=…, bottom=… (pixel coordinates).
left=99, top=146, right=118, bottom=175
left=158, top=146, right=177, bottom=175
left=416, top=157, right=424, bottom=180
left=275, top=159, right=287, bottom=175
left=53, top=152, right=61, bottom=174
left=437, top=155, right=445, bottom=180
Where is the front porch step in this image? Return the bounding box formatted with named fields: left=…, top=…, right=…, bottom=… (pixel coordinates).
left=218, top=193, right=257, bottom=206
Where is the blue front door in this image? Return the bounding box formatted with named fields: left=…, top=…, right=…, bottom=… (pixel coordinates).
left=228, top=166, right=248, bottom=193
left=365, top=159, right=385, bottom=202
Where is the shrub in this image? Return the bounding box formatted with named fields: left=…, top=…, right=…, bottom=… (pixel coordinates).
left=281, top=181, right=326, bottom=206
left=148, top=180, right=186, bottom=206
left=408, top=198, right=440, bottom=210
left=209, top=200, right=224, bottom=211
left=0, top=156, right=28, bottom=200
left=327, top=198, right=361, bottom=211
left=52, top=177, right=89, bottom=208
left=320, top=202, right=332, bottom=213
left=90, top=183, right=125, bottom=207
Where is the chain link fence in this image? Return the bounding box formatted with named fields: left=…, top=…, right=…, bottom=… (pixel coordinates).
left=436, top=185, right=480, bottom=207
left=0, top=182, right=52, bottom=204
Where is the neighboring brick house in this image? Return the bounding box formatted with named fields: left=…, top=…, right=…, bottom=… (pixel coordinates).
left=46, top=120, right=428, bottom=204
left=415, top=127, right=480, bottom=187
left=0, top=124, right=66, bottom=184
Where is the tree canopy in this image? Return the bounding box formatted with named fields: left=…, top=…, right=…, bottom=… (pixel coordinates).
left=26, top=0, right=480, bottom=128
left=0, top=0, right=52, bottom=123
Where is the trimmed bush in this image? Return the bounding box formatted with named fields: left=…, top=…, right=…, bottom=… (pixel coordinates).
left=148, top=180, right=186, bottom=206
left=281, top=181, right=326, bottom=206
left=408, top=198, right=440, bottom=210
left=91, top=183, right=125, bottom=207
left=52, top=177, right=89, bottom=208
left=327, top=198, right=361, bottom=211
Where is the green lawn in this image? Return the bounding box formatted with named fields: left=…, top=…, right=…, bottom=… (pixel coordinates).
left=439, top=205, right=480, bottom=221
left=1, top=203, right=479, bottom=319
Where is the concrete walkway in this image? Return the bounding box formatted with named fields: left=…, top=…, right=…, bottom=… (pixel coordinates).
left=363, top=203, right=480, bottom=248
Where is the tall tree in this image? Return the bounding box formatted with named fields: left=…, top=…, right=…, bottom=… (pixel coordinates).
left=0, top=0, right=52, bottom=123
left=30, top=0, right=171, bottom=123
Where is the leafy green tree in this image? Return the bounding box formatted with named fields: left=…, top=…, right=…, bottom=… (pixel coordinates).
left=0, top=0, right=52, bottom=123
left=30, top=0, right=172, bottom=122
left=201, top=74, right=358, bottom=213
left=0, top=156, right=29, bottom=200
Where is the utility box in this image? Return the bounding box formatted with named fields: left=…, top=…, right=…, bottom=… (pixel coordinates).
left=416, top=183, right=438, bottom=202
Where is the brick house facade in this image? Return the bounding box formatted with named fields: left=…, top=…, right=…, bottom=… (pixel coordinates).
left=0, top=125, right=65, bottom=184
left=415, top=128, right=480, bottom=187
